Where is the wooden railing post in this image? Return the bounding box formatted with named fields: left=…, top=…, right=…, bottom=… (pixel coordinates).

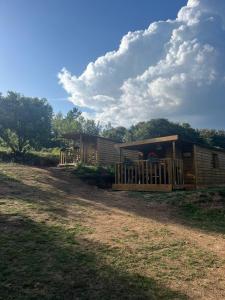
left=114, top=158, right=183, bottom=188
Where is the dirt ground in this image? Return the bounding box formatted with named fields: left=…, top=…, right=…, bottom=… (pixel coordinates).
left=1, top=163, right=225, bottom=299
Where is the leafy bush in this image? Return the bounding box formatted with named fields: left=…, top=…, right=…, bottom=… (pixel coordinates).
left=0, top=147, right=59, bottom=167
left=72, top=164, right=115, bottom=188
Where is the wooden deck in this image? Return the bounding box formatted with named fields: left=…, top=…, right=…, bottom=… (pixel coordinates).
left=113, top=159, right=184, bottom=192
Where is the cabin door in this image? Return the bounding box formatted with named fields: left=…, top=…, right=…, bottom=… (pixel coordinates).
left=182, top=148, right=195, bottom=185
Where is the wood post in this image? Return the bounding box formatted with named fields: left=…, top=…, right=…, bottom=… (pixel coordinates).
left=193, top=144, right=198, bottom=188
left=172, top=141, right=176, bottom=160
left=172, top=141, right=176, bottom=185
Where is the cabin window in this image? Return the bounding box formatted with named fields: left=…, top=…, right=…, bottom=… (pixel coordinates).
left=212, top=153, right=219, bottom=169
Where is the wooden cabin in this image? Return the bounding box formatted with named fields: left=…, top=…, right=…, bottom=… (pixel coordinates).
left=113, top=135, right=225, bottom=192
left=59, top=133, right=140, bottom=166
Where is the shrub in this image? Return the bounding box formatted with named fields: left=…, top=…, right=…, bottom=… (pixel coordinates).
left=73, top=164, right=115, bottom=188
left=0, top=147, right=59, bottom=167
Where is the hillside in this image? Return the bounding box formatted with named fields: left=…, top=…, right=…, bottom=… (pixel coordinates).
left=1, top=163, right=225, bottom=299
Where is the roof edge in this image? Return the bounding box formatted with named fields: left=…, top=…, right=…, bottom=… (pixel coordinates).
left=116, top=135, right=179, bottom=149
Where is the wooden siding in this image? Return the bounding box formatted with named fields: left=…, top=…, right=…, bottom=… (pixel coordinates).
left=122, top=149, right=140, bottom=162
left=82, top=141, right=98, bottom=165
left=97, top=138, right=120, bottom=165
left=97, top=138, right=140, bottom=165
left=195, top=145, right=225, bottom=186
left=164, top=143, right=195, bottom=185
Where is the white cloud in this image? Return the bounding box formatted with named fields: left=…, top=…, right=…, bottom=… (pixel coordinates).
left=58, top=0, right=225, bottom=128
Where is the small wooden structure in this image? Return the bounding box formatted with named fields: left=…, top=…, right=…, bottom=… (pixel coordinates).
left=113, top=135, right=225, bottom=191
left=59, top=133, right=140, bottom=166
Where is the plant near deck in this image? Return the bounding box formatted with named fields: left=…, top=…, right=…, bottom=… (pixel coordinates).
left=73, top=164, right=115, bottom=188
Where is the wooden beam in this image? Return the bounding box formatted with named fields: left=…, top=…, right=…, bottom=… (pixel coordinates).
left=112, top=184, right=173, bottom=192
left=115, top=135, right=179, bottom=149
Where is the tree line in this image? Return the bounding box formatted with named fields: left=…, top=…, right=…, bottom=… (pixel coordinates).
left=1, top=91, right=225, bottom=155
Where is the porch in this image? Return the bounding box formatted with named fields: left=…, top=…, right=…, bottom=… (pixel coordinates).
left=113, top=158, right=184, bottom=192
left=59, top=147, right=81, bottom=166
left=58, top=133, right=98, bottom=166
left=112, top=135, right=195, bottom=192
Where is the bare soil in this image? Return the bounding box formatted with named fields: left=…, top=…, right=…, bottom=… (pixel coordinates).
left=1, top=163, right=225, bottom=299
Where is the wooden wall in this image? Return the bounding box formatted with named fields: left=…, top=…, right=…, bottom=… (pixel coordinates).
left=97, top=138, right=139, bottom=166
left=165, top=143, right=195, bottom=185
left=97, top=138, right=119, bottom=165
left=82, top=141, right=98, bottom=165
left=195, top=145, right=225, bottom=186
left=122, top=149, right=140, bottom=162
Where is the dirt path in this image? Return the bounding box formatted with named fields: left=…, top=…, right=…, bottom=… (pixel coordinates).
left=1, top=164, right=225, bottom=299
left=48, top=168, right=225, bottom=299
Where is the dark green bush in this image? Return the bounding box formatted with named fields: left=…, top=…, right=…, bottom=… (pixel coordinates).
left=73, top=164, right=115, bottom=188
left=0, top=148, right=59, bottom=167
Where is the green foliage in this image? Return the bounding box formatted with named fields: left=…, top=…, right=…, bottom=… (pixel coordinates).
left=126, top=119, right=203, bottom=143
left=52, top=107, right=101, bottom=143
left=1, top=90, right=225, bottom=161
left=198, top=128, right=225, bottom=149
left=102, top=123, right=128, bottom=142
left=52, top=108, right=82, bottom=139
left=0, top=147, right=59, bottom=167
left=73, top=164, right=115, bottom=188
left=0, top=92, right=52, bottom=154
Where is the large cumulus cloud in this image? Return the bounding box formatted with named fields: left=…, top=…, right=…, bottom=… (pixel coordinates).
left=58, top=0, right=225, bottom=127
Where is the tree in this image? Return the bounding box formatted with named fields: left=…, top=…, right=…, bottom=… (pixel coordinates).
left=52, top=108, right=82, bottom=139
left=0, top=92, right=53, bottom=154
left=102, top=123, right=128, bottom=142
left=127, top=119, right=203, bottom=143
left=198, top=129, right=225, bottom=149
left=79, top=117, right=101, bottom=135
left=52, top=108, right=101, bottom=139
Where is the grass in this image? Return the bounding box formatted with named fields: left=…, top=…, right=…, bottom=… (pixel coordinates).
left=129, top=188, right=225, bottom=234
left=0, top=163, right=225, bottom=299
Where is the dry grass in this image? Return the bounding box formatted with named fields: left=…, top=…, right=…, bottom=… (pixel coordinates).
left=0, top=163, right=225, bottom=299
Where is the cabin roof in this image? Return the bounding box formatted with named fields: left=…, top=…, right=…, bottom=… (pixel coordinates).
left=116, top=134, right=225, bottom=154
left=61, top=132, right=118, bottom=143
left=115, top=135, right=179, bottom=151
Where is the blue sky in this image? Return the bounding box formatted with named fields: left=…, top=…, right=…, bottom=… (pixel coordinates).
left=0, top=0, right=186, bottom=115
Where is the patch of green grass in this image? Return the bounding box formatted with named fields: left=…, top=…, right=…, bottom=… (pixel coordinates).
left=0, top=214, right=188, bottom=300
left=0, top=163, right=224, bottom=299
left=179, top=202, right=225, bottom=232
left=130, top=188, right=225, bottom=234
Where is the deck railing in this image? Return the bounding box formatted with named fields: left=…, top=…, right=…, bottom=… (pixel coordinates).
left=59, top=148, right=80, bottom=165
left=115, top=158, right=184, bottom=186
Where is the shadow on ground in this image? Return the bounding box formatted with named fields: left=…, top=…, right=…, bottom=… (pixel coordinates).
left=49, top=168, right=225, bottom=236
left=1, top=164, right=225, bottom=237
left=0, top=213, right=188, bottom=300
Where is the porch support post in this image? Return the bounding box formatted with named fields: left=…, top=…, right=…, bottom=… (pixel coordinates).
left=80, top=134, right=83, bottom=163
left=172, top=141, right=176, bottom=160
left=172, top=141, right=176, bottom=186
left=119, top=148, right=122, bottom=162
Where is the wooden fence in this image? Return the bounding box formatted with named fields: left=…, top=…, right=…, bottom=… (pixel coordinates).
left=59, top=148, right=80, bottom=165
left=115, top=159, right=184, bottom=186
